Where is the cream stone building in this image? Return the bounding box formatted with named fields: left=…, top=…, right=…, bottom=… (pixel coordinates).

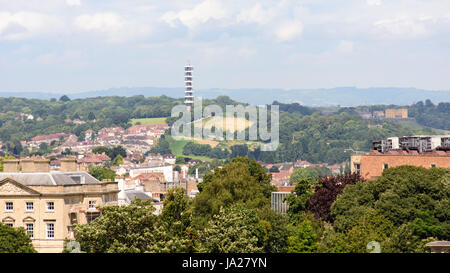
left=0, top=158, right=119, bottom=253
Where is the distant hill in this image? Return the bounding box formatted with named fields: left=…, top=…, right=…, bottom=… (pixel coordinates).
left=1, top=86, right=449, bottom=106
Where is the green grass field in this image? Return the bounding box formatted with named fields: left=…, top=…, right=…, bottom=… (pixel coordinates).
left=166, top=135, right=214, bottom=162
left=131, top=117, right=168, bottom=125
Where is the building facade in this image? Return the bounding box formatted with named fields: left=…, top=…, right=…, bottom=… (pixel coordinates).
left=0, top=158, right=119, bottom=253
left=271, top=192, right=290, bottom=214
left=351, top=150, right=450, bottom=180
left=385, top=108, right=408, bottom=119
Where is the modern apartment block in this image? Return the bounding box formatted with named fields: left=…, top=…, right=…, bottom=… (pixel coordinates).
left=0, top=158, right=119, bottom=253
left=352, top=135, right=450, bottom=180
left=372, top=135, right=450, bottom=153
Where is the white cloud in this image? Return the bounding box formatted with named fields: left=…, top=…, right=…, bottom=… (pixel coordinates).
left=337, top=40, right=354, bottom=53
left=366, top=0, right=382, bottom=6
left=74, top=13, right=124, bottom=32
left=0, top=11, right=63, bottom=41
left=236, top=4, right=271, bottom=25
left=274, top=20, right=303, bottom=42
left=34, top=50, right=86, bottom=67
left=74, top=12, right=151, bottom=42
left=161, top=0, right=228, bottom=29
left=66, top=0, right=81, bottom=6
left=374, top=16, right=427, bottom=38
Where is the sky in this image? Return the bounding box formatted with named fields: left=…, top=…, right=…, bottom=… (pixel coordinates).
left=1, top=0, right=450, bottom=93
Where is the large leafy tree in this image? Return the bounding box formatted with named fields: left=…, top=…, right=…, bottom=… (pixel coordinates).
left=193, top=157, right=275, bottom=224
left=198, top=205, right=263, bottom=253
left=329, top=166, right=450, bottom=252
left=256, top=207, right=290, bottom=253
left=0, top=223, right=37, bottom=253
left=285, top=178, right=316, bottom=218
left=148, top=137, right=171, bottom=155
left=151, top=188, right=198, bottom=253
left=332, top=166, right=449, bottom=233
left=74, top=199, right=158, bottom=253
left=318, top=210, right=395, bottom=253
left=306, top=172, right=363, bottom=222
left=287, top=219, right=321, bottom=253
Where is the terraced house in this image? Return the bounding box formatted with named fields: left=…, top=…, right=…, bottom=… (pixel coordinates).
left=0, top=158, right=119, bottom=253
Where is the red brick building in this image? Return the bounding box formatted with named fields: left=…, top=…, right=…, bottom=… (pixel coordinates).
left=351, top=150, right=450, bottom=180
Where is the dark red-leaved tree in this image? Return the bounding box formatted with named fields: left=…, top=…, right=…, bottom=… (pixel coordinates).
left=306, top=172, right=364, bottom=223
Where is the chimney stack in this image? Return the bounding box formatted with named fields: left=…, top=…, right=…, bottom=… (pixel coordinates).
left=20, top=159, right=35, bottom=173
left=60, top=158, right=78, bottom=172
left=3, top=159, right=19, bottom=173
left=34, top=159, right=50, bottom=172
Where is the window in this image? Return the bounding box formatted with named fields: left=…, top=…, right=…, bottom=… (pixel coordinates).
left=26, top=224, right=34, bottom=238
left=354, top=164, right=361, bottom=175
left=6, top=223, right=13, bottom=228
left=26, top=202, right=34, bottom=211
left=89, top=201, right=96, bottom=209
left=383, top=163, right=389, bottom=169
left=46, top=202, right=54, bottom=211
left=5, top=202, right=13, bottom=211
left=46, top=223, right=54, bottom=239
left=431, top=164, right=436, bottom=168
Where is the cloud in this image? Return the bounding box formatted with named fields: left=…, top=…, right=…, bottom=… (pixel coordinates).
left=236, top=4, right=271, bottom=25
left=366, top=0, right=382, bottom=6
left=161, top=0, right=228, bottom=29
left=34, top=50, right=86, bottom=67
left=274, top=20, right=303, bottom=42
left=66, top=0, right=81, bottom=6
left=374, top=16, right=427, bottom=38
left=0, top=11, right=63, bottom=41
left=74, top=12, right=151, bottom=42
left=74, top=12, right=124, bottom=32
left=337, top=40, right=354, bottom=53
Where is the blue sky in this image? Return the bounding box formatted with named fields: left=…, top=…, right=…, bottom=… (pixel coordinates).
left=1, top=0, right=450, bottom=93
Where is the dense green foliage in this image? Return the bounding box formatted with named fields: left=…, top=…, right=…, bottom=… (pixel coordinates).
left=0, top=96, right=179, bottom=152
left=72, top=159, right=449, bottom=253
left=0, top=95, right=443, bottom=164
left=147, top=137, right=172, bottom=155
left=289, top=166, right=332, bottom=183
left=255, top=112, right=431, bottom=164
left=325, top=166, right=450, bottom=252
left=408, top=100, right=450, bottom=130
left=74, top=160, right=290, bottom=253
left=88, top=166, right=116, bottom=181
left=193, top=157, right=275, bottom=225
left=198, top=205, right=263, bottom=253
left=183, top=142, right=230, bottom=159
left=170, top=110, right=435, bottom=165
left=0, top=223, right=36, bottom=253
left=92, top=145, right=126, bottom=159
